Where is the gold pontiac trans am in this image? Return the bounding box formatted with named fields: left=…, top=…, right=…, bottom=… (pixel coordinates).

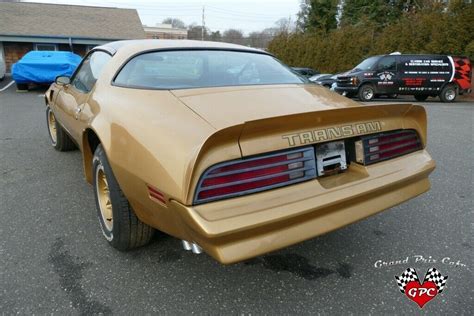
left=45, top=40, right=435, bottom=264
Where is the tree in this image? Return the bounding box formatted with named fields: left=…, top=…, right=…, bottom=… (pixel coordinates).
left=162, top=18, right=186, bottom=29
left=187, top=23, right=209, bottom=40
left=340, top=0, right=404, bottom=28
left=223, top=29, right=245, bottom=45
left=208, top=31, right=222, bottom=42
left=296, top=0, right=311, bottom=32
left=274, top=17, right=294, bottom=33
left=306, top=0, right=339, bottom=32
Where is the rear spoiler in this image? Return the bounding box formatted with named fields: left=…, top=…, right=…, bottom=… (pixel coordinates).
left=184, top=103, right=427, bottom=203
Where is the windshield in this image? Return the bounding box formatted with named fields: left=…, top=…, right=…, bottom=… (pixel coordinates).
left=114, top=50, right=306, bottom=90
left=353, top=56, right=380, bottom=71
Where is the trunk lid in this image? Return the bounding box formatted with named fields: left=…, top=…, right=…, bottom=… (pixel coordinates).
left=171, top=84, right=359, bottom=130
left=173, top=85, right=426, bottom=157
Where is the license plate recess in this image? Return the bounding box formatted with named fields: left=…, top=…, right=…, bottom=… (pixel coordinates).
left=315, top=140, right=347, bottom=176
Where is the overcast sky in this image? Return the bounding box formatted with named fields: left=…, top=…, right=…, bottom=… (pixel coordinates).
left=25, top=0, right=301, bottom=34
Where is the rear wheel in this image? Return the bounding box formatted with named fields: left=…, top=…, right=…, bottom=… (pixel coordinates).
left=46, top=107, right=76, bottom=151
left=439, top=85, right=457, bottom=103
left=16, top=83, right=28, bottom=91
left=93, top=144, right=154, bottom=250
left=358, top=84, right=375, bottom=101
left=414, top=95, right=429, bottom=102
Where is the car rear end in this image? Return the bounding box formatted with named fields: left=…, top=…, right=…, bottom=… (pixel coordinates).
left=170, top=103, right=435, bottom=264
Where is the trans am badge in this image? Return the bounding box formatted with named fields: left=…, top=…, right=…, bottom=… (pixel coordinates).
left=395, top=268, right=448, bottom=308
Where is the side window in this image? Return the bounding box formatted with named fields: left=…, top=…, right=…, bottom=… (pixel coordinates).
left=72, top=51, right=112, bottom=93
left=377, top=56, right=397, bottom=71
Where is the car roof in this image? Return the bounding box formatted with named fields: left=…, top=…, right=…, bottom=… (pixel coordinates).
left=96, top=39, right=268, bottom=56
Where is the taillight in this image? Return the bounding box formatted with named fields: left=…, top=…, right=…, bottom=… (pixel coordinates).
left=355, top=129, right=422, bottom=165
left=194, top=147, right=316, bottom=204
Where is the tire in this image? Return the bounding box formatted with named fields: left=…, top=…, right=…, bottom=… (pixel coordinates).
left=439, top=85, right=457, bottom=103
left=16, top=83, right=28, bottom=91
left=92, top=144, right=154, bottom=250
left=414, top=95, right=429, bottom=102
left=358, top=84, right=375, bottom=101
left=46, top=107, right=76, bottom=151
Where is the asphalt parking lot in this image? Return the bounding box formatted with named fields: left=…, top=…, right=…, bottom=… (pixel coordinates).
left=1, top=81, right=473, bottom=314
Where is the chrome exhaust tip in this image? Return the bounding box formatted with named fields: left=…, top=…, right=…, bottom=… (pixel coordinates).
left=191, top=243, right=203, bottom=254
left=181, top=240, right=202, bottom=254
left=181, top=240, right=192, bottom=251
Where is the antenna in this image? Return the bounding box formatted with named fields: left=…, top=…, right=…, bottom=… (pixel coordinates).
left=201, top=5, right=205, bottom=41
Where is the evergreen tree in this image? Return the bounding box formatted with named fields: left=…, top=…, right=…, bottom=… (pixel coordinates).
left=341, top=0, right=405, bottom=27
left=304, top=0, right=339, bottom=32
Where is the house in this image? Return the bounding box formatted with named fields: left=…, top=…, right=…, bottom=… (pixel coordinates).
left=0, top=2, right=145, bottom=72
left=143, top=24, right=187, bottom=40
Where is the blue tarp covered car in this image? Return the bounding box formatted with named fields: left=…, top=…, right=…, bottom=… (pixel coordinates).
left=12, top=51, right=81, bottom=90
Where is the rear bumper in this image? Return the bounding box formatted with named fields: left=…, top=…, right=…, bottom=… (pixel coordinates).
left=170, top=150, right=435, bottom=264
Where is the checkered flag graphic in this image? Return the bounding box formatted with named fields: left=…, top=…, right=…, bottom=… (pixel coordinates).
left=395, top=268, right=419, bottom=293
left=423, top=268, right=448, bottom=293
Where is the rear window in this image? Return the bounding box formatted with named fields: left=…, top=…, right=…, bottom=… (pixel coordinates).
left=114, top=50, right=306, bottom=89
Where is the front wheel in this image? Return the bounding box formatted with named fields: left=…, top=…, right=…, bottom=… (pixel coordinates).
left=46, top=107, right=76, bottom=151
left=358, top=84, right=375, bottom=101
left=439, top=85, right=457, bottom=103
left=92, top=145, right=154, bottom=250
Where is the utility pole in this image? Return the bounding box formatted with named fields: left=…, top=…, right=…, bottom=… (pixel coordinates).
left=201, top=5, right=205, bottom=41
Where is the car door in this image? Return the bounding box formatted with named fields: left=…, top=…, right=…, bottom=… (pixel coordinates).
left=54, top=50, right=112, bottom=142
left=375, top=56, right=398, bottom=94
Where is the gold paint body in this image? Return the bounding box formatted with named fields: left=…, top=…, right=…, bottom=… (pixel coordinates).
left=46, top=40, right=435, bottom=264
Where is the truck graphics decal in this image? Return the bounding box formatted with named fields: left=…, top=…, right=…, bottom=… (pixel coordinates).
left=452, top=57, right=472, bottom=90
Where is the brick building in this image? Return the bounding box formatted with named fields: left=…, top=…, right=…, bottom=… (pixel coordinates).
left=143, top=24, right=188, bottom=40
left=0, top=2, right=145, bottom=72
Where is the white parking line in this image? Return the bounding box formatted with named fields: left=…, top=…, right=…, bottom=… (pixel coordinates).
left=0, top=80, right=14, bottom=92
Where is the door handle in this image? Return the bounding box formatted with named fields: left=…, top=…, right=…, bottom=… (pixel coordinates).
left=74, top=107, right=82, bottom=120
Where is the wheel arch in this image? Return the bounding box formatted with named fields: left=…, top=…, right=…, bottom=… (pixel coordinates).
left=440, top=81, right=459, bottom=93
left=82, top=128, right=104, bottom=184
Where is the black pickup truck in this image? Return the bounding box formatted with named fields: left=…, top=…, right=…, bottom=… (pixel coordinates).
left=335, top=54, right=472, bottom=102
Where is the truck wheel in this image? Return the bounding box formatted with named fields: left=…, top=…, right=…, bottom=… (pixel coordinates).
left=358, top=84, right=375, bottom=101
left=46, top=107, right=76, bottom=151
left=414, top=95, right=429, bottom=102
left=16, top=83, right=28, bottom=91
left=439, top=85, right=457, bottom=103
left=93, top=144, right=154, bottom=250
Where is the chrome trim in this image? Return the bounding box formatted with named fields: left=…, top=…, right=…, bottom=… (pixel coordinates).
left=182, top=240, right=192, bottom=251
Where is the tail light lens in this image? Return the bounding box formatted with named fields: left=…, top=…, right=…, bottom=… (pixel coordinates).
left=194, top=147, right=316, bottom=204
left=355, top=129, right=422, bottom=165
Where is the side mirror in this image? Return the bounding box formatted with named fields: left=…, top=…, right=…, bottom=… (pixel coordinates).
left=55, top=76, right=71, bottom=86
